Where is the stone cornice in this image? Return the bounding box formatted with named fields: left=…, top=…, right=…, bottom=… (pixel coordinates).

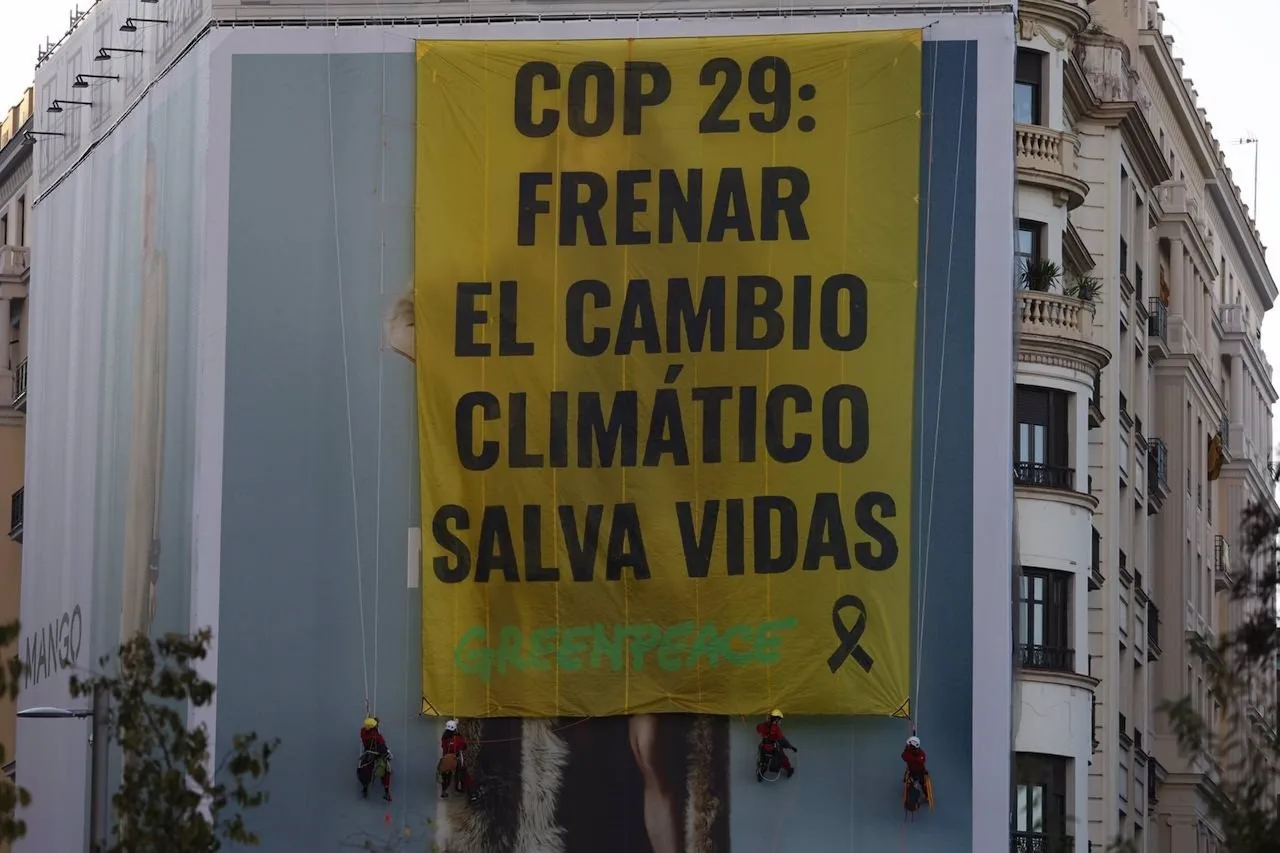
left=1017, top=0, right=1091, bottom=44
left=1017, top=666, right=1100, bottom=692
left=1207, top=178, right=1276, bottom=310
left=1018, top=335, right=1112, bottom=378
left=1155, top=350, right=1226, bottom=421
left=1063, top=220, right=1096, bottom=273
left=1064, top=54, right=1171, bottom=189
left=1015, top=484, right=1099, bottom=513
left=1138, top=30, right=1218, bottom=178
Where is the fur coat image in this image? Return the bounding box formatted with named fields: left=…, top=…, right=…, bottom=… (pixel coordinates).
left=434, top=716, right=731, bottom=853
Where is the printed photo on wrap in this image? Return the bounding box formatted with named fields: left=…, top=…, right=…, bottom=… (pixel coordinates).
left=436, top=716, right=731, bottom=853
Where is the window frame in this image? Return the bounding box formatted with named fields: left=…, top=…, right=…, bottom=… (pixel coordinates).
left=1018, top=567, right=1073, bottom=670
left=1013, top=753, right=1069, bottom=844
left=1015, top=48, right=1045, bottom=125
left=1016, top=219, right=1044, bottom=280
left=1015, top=384, right=1072, bottom=488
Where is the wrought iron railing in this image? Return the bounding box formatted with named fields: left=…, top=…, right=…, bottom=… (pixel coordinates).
left=1018, top=644, right=1075, bottom=672
left=1014, top=462, right=1074, bottom=490
left=12, top=357, right=26, bottom=410
left=1148, top=298, right=1168, bottom=339
left=1011, top=832, right=1075, bottom=853
left=8, top=487, right=22, bottom=543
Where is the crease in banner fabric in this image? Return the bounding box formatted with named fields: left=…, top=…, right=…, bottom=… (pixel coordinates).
left=415, top=31, right=923, bottom=718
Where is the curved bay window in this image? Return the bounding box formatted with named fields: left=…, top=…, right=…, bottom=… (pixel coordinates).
left=1018, top=568, right=1073, bottom=672
left=1015, top=385, right=1073, bottom=489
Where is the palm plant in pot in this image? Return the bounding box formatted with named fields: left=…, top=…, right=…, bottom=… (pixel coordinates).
left=1066, top=273, right=1103, bottom=303
left=1019, top=259, right=1061, bottom=292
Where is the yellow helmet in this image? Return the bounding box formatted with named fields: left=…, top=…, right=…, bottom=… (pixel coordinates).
left=362, top=717, right=378, bottom=730
left=770, top=709, right=784, bottom=719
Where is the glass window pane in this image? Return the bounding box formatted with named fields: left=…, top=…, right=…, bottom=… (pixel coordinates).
left=1015, top=83, right=1035, bottom=124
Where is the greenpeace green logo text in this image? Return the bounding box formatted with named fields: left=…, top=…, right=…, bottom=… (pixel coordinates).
left=454, top=618, right=799, bottom=683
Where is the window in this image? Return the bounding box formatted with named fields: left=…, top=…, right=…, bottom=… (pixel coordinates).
left=1013, top=754, right=1069, bottom=851
left=1018, top=568, right=1073, bottom=670
left=1016, top=220, right=1044, bottom=280
left=1015, top=49, right=1044, bottom=125
left=15, top=197, right=24, bottom=247
left=1015, top=385, right=1071, bottom=488
left=0, top=214, right=6, bottom=246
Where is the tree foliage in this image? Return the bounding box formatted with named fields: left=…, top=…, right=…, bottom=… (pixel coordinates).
left=68, top=628, right=280, bottom=853
left=1144, top=498, right=1280, bottom=852
left=0, top=619, right=29, bottom=843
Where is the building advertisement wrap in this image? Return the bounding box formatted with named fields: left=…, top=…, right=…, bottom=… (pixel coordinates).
left=415, top=31, right=921, bottom=719
left=19, top=39, right=209, bottom=853
left=19, top=8, right=1013, bottom=852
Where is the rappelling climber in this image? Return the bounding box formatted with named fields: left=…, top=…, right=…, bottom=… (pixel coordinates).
left=901, top=735, right=933, bottom=813
left=755, top=709, right=797, bottom=778
left=357, top=717, right=394, bottom=802
left=438, top=719, right=469, bottom=799
left=902, top=735, right=928, bottom=784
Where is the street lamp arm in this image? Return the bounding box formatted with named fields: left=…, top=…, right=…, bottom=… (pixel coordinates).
left=17, top=706, right=93, bottom=719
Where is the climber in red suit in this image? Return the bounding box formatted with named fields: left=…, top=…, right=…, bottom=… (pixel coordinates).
left=755, top=709, right=797, bottom=777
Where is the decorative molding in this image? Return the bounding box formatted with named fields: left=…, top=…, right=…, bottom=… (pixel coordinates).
left=1063, top=220, right=1096, bottom=272
left=1014, top=483, right=1100, bottom=513
left=1137, top=31, right=1218, bottom=177
left=1066, top=53, right=1171, bottom=190
left=1153, top=350, right=1227, bottom=429
left=1017, top=0, right=1091, bottom=43
left=1017, top=666, right=1101, bottom=692
left=0, top=156, right=31, bottom=210
left=1018, top=335, right=1112, bottom=378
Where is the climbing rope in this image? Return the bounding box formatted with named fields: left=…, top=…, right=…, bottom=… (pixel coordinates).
left=911, top=23, right=946, bottom=740
left=325, top=24, right=371, bottom=718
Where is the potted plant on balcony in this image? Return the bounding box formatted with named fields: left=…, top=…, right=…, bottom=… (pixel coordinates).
left=1066, top=273, right=1103, bottom=303
left=1019, top=259, right=1061, bottom=292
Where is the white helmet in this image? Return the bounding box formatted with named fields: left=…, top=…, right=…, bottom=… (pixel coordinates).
left=906, top=736, right=921, bottom=749
left=445, top=719, right=459, bottom=732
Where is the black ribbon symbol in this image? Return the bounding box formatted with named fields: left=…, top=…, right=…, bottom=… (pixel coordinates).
left=827, top=595, right=875, bottom=674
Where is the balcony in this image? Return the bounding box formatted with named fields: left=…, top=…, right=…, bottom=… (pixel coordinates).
left=1088, top=371, right=1103, bottom=429
left=1090, top=526, right=1103, bottom=591
left=1148, top=757, right=1167, bottom=806
left=1015, top=124, right=1088, bottom=209
left=1147, top=601, right=1161, bottom=660
left=8, top=487, right=22, bottom=544
left=1018, top=643, right=1075, bottom=672
left=11, top=357, right=25, bottom=412
left=1214, top=534, right=1234, bottom=592
left=1014, top=462, right=1075, bottom=490
left=1147, top=439, right=1169, bottom=514
left=1147, top=298, right=1170, bottom=360
left=1155, top=181, right=1211, bottom=243
left=0, top=245, right=30, bottom=281
left=1018, top=290, right=1095, bottom=343
left=1011, top=832, right=1075, bottom=853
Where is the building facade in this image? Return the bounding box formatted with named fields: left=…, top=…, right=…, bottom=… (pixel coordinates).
left=0, top=87, right=33, bottom=800
left=14, top=2, right=1016, bottom=852
left=1014, top=1, right=1278, bottom=852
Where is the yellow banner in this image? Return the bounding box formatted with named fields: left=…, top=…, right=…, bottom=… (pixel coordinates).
left=416, top=31, right=921, bottom=718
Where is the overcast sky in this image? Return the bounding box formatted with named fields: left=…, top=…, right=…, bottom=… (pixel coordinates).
left=1, top=0, right=1277, bottom=418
